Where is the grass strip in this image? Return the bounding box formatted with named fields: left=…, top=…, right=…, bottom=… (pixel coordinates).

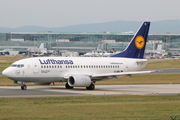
left=0, top=95, right=180, bottom=119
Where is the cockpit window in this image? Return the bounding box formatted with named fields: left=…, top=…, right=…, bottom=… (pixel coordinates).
left=11, top=64, right=24, bottom=68
left=17, top=65, right=21, bottom=68
left=11, top=64, right=17, bottom=67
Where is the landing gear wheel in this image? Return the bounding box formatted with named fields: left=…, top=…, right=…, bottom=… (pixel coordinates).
left=21, top=85, right=27, bottom=90
left=86, top=84, right=95, bottom=90
left=65, top=83, right=73, bottom=89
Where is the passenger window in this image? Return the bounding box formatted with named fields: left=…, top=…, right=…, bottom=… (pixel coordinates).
left=49, top=66, right=51, bottom=68
left=52, top=66, right=54, bottom=68
left=21, top=64, right=24, bottom=67
left=41, top=66, right=43, bottom=68
left=44, top=66, right=46, bottom=68
left=47, top=66, right=48, bottom=68
left=60, top=66, right=62, bottom=68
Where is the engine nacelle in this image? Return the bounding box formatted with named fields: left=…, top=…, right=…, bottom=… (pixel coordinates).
left=68, top=75, right=91, bottom=87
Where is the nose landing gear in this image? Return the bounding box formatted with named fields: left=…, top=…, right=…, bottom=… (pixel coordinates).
left=14, top=81, right=27, bottom=90
left=21, top=85, right=27, bottom=90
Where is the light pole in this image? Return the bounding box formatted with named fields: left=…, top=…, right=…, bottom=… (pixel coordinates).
left=34, top=38, right=36, bottom=55
left=48, top=31, right=52, bottom=50
left=56, top=38, right=59, bottom=56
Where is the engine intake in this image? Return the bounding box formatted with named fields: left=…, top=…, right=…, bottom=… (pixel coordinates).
left=68, top=75, right=91, bottom=87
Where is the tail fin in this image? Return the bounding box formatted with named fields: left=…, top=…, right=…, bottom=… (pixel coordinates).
left=109, top=48, right=114, bottom=53
left=110, top=21, right=150, bottom=59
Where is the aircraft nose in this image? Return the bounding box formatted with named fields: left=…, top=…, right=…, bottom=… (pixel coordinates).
left=2, top=68, right=11, bottom=77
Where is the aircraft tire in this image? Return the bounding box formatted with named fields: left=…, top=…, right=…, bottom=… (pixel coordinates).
left=86, top=84, right=95, bottom=90
left=65, top=83, right=73, bottom=89
left=21, top=85, right=27, bottom=90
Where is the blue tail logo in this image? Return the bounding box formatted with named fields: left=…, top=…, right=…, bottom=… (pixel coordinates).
left=111, top=22, right=150, bottom=59
left=110, top=48, right=114, bottom=53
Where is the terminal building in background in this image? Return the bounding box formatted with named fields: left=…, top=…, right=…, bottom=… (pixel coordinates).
left=0, top=32, right=180, bottom=58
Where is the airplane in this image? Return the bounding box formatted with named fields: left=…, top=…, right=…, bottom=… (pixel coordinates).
left=109, top=48, right=114, bottom=53
left=2, top=21, right=151, bottom=90
left=84, top=48, right=116, bottom=57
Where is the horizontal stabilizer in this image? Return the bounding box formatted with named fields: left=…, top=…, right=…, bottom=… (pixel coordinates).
left=136, top=59, right=148, bottom=63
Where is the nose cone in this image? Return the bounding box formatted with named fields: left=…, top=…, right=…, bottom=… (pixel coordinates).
left=2, top=68, right=11, bottom=77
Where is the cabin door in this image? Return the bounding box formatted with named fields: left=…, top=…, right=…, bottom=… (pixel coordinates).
left=32, top=61, right=39, bottom=73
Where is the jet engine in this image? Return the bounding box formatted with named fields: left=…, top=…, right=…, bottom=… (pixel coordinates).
left=68, top=75, right=91, bottom=87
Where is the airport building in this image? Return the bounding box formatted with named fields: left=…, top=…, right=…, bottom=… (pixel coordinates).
left=0, top=32, right=180, bottom=56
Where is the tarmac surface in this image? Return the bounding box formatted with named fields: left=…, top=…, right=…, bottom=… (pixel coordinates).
left=0, top=84, right=180, bottom=98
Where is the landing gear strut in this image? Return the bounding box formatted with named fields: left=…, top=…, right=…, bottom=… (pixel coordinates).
left=21, top=85, right=27, bottom=90
left=86, top=84, right=95, bottom=90
left=14, top=81, right=27, bottom=90
left=65, top=83, right=73, bottom=89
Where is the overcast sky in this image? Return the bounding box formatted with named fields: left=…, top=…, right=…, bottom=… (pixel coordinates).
left=0, top=0, right=179, bottom=28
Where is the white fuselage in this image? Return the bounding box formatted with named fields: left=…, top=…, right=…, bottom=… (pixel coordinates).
left=3, top=57, right=147, bottom=83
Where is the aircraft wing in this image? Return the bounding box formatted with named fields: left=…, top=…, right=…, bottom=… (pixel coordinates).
left=64, top=71, right=153, bottom=79
left=91, top=71, right=152, bottom=78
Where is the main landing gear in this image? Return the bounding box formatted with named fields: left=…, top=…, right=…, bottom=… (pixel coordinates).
left=65, top=83, right=95, bottom=90
left=65, top=83, right=73, bottom=89
left=86, top=84, right=95, bottom=90
left=21, top=85, right=27, bottom=90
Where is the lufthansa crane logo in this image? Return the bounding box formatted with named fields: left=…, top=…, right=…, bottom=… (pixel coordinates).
left=15, top=70, right=20, bottom=76
left=135, top=35, right=145, bottom=49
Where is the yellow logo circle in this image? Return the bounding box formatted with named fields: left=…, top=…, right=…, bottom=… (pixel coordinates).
left=135, top=35, right=145, bottom=49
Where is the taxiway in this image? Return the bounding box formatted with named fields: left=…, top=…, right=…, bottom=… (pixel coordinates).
left=0, top=84, right=179, bottom=98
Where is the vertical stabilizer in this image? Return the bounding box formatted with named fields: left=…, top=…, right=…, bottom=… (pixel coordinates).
left=111, top=22, right=150, bottom=59
left=39, top=43, right=44, bottom=48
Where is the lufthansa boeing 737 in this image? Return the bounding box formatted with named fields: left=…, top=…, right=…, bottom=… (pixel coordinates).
left=2, top=22, right=151, bottom=90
